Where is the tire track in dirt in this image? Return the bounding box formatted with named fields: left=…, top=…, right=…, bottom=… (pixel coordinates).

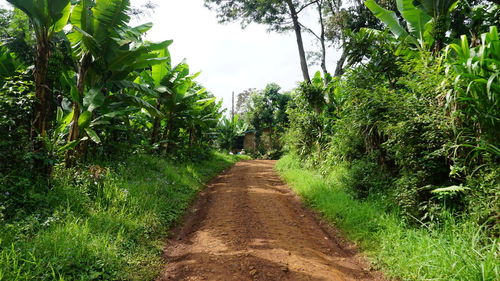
left=157, top=160, right=385, bottom=281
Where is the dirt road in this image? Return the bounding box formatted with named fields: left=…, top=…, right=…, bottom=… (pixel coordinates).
left=158, top=160, right=384, bottom=281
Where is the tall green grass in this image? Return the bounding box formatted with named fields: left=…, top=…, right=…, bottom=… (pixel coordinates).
left=276, top=154, right=499, bottom=281
left=0, top=152, right=245, bottom=281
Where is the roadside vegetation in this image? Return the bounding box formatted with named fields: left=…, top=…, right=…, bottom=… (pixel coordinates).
left=0, top=152, right=242, bottom=280
left=277, top=155, right=498, bottom=280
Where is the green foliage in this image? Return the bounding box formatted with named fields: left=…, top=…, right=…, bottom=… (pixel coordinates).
left=365, top=0, right=460, bottom=51
left=285, top=90, right=325, bottom=159
left=0, top=70, right=35, bottom=188
left=365, top=0, right=411, bottom=40
left=6, top=0, right=71, bottom=38
left=0, top=8, right=36, bottom=64
left=449, top=1, right=499, bottom=41
left=0, top=152, right=243, bottom=280
left=0, top=45, right=23, bottom=83
left=285, top=24, right=499, bottom=225
left=242, top=83, right=290, bottom=156
left=204, top=0, right=293, bottom=32
left=446, top=26, right=500, bottom=161
left=244, top=83, right=290, bottom=130
left=285, top=70, right=346, bottom=165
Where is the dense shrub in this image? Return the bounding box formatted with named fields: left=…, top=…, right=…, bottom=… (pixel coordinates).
left=285, top=45, right=498, bottom=226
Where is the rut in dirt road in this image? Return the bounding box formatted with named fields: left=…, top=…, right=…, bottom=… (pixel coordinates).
left=158, top=160, right=384, bottom=281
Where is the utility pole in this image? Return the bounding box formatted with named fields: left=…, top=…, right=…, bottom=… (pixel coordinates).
left=231, top=91, right=235, bottom=120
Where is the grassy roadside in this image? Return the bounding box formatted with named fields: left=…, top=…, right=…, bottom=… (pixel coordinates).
left=0, top=152, right=246, bottom=281
left=276, top=154, right=499, bottom=281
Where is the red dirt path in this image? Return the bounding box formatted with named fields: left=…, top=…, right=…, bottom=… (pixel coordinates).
left=157, top=160, right=385, bottom=281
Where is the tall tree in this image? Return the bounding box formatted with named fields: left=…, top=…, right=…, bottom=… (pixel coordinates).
left=64, top=0, right=170, bottom=165
left=324, top=0, right=387, bottom=76
left=204, top=0, right=319, bottom=82
left=6, top=0, right=71, bottom=174
left=300, top=0, right=330, bottom=76
left=235, top=88, right=256, bottom=115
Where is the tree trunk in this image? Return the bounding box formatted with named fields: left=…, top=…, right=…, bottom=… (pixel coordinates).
left=32, top=37, right=52, bottom=176
left=65, top=54, right=91, bottom=167
left=334, top=49, right=348, bottom=77
left=151, top=117, right=160, bottom=144
left=151, top=103, right=161, bottom=145
left=318, top=1, right=328, bottom=78
left=285, top=0, right=310, bottom=83
left=189, top=127, right=195, bottom=147
left=162, top=112, right=174, bottom=153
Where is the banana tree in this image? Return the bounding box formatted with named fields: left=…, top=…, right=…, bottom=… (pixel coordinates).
left=364, top=0, right=458, bottom=52
left=158, top=67, right=201, bottom=153
left=65, top=0, right=130, bottom=150
left=181, top=86, right=219, bottom=148
left=216, top=115, right=248, bottom=151
left=365, top=0, right=432, bottom=50
left=413, top=0, right=459, bottom=51
left=6, top=0, right=71, bottom=172
left=64, top=0, right=169, bottom=164
left=146, top=47, right=204, bottom=152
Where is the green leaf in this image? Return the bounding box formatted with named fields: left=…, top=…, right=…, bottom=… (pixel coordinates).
left=152, top=44, right=172, bottom=86
left=196, top=97, right=216, bottom=106
left=114, top=94, right=163, bottom=117
left=70, top=0, right=94, bottom=34
left=112, top=80, right=159, bottom=98
left=412, top=0, right=459, bottom=18
left=58, top=139, right=81, bottom=152
left=56, top=107, right=64, bottom=123
left=51, top=1, right=71, bottom=33
left=68, top=25, right=100, bottom=57
left=365, top=0, right=408, bottom=39
left=7, top=0, right=71, bottom=37
left=84, top=128, right=101, bottom=144
left=115, top=22, right=154, bottom=45
left=101, top=109, right=134, bottom=118
left=0, top=46, right=22, bottom=82
left=396, top=0, right=431, bottom=47
left=83, top=88, right=105, bottom=112
left=78, top=111, right=92, bottom=129
left=93, top=0, right=131, bottom=42
left=57, top=109, right=74, bottom=133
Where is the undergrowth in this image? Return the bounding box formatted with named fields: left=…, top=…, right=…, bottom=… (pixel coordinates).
left=0, top=152, right=245, bottom=280
left=276, top=154, right=499, bottom=281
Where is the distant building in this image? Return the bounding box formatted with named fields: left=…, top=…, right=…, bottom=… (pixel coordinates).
left=240, top=128, right=274, bottom=153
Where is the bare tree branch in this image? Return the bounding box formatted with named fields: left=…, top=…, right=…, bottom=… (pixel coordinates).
left=297, top=0, right=320, bottom=14
left=300, top=23, right=321, bottom=41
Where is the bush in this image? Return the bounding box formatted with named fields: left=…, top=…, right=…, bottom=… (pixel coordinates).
left=276, top=155, right=499, bottom=281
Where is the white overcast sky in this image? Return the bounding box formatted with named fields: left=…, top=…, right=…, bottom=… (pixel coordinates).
left=1, top=0, right=341, bottom=111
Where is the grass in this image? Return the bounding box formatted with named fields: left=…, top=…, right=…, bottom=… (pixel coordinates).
left=275, top=154, right=499, bottom=281
left=0, top=151, right=246, bottom=281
